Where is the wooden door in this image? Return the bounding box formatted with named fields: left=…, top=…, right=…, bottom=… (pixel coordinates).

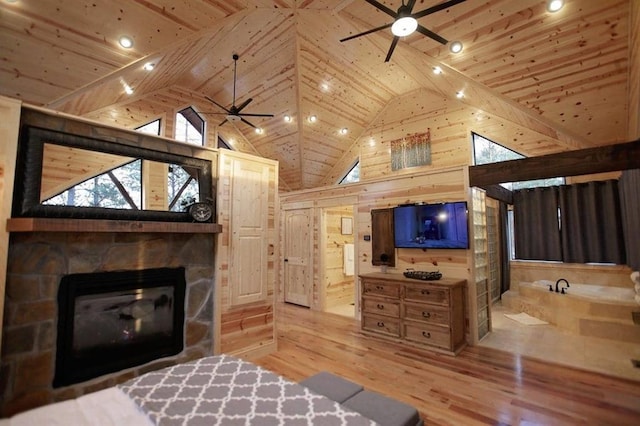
left=284, top=208, right=312, bottom=307
left=229, top=159, right=269, bottom=305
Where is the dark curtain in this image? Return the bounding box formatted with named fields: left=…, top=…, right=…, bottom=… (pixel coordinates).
left=513, top=186, right=562, bottom=261
left=559, top=180, right=625, bottom=264
left=619, top=169, right=640, bottom=270
left=498, top=202, right=510, bottom=296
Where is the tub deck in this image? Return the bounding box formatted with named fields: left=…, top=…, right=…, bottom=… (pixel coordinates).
left=502, top=280, right=640, bottom=344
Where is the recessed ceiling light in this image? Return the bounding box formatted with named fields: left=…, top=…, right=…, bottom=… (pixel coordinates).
left=321, top=83, right=329, bottom=92
left=456, top=91, right=464, bottom=99
left=284, top=115, right=292, bottom=123
left=255, top=127, right=264, bottom=134
left=143, top=62, right=155, bottom=71
left=124, top=84, right=134, bottom=95
left=433, top=66, right=443, bottom=75
left=308, top=115, right=317, bottom=123
left=118, top=36, right=133, bottom=49
left=449, top=41, right=463, bottom=54
left=547, top=0, right=564, bottom=12
left=340, top=128, right=348, bottom=135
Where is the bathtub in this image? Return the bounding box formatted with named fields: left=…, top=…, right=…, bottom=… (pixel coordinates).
left=502, top=280, right=639, bottom=342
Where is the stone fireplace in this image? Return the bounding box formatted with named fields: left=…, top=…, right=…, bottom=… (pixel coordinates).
left=1, top=228, right=216, bottom=416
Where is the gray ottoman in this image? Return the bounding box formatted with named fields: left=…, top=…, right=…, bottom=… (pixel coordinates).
left=299, top=371, right=364, bottom=403
left=343, top=390, right=423, bottom=426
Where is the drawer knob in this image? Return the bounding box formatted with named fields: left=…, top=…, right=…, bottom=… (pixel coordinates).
left=421, top=290, right=430, bottom=295
left=422, top=331, right=431, bottom=339
left=376, top=304, right=384, bottom=310
left=422, top=312, right=431, bottom=319
left=377, top=321, right=385, bottom=327
left=376, top=285, right=384, bottom=290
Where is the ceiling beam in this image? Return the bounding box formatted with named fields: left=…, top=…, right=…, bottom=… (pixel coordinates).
left=479, top=184, right=513, bottom=205
left=469, top=139, right=640, bottom=187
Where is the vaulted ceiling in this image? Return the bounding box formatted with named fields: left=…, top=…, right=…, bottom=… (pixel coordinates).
left=0, top=0, right=633, bottom=190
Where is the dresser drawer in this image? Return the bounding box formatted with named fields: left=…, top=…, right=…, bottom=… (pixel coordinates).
left=363, top=298, right=400, bottom=318
left=404, top=303, right=450, bottom=325
left=404, top=284, right=449, bottom=305
left=362, top=314, right=401, bottom=337
left=403, top=322, right=450, bottom=350
left=362, top=280, right=400, bottom=299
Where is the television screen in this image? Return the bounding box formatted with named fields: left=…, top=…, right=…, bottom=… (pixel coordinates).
left=393, top=202, right=469, bottom=249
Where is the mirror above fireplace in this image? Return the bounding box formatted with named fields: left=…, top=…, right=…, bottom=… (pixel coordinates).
left=12, top=124, right=214, bottom=222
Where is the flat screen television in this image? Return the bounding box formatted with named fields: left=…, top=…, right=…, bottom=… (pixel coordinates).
left=393, top=202, right=469, bottom=249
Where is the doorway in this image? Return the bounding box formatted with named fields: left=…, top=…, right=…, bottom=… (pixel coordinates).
left=321, top=205, right=356, bottom=318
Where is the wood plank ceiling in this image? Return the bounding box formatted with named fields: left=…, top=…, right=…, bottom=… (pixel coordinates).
left=0, top=0, right=632, bottom=190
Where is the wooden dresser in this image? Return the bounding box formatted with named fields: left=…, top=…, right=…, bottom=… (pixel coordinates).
left=360, top=273, right=466, bottom=355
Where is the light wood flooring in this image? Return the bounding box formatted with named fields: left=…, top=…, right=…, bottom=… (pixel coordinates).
left=253, top=303, right=640, bottom=426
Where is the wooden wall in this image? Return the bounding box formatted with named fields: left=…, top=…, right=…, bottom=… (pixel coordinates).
left=0, top=96, right=21, bottom=356
left=630, top=0, right=640, bottom=140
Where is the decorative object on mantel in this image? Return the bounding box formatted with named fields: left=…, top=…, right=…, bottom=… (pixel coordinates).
left=390, top=129, right=432, bottom=171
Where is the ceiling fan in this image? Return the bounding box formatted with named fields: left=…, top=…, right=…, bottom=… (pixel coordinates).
left=340, top=0, right=466, bottom=62
left=203, top=54, right=274, bottom=129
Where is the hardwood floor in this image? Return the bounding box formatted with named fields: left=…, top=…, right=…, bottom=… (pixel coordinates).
left=253, top=303, right=640, bottom=426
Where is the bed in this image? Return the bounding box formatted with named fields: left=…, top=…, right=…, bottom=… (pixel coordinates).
left=0, top=354, right=376, bottom=425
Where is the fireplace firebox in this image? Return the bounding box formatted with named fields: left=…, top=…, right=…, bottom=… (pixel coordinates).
left=54, top=267, right=186, bottom=388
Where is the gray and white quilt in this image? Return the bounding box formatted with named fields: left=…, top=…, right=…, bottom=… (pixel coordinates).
left=119, top=354, right=376, bottom=425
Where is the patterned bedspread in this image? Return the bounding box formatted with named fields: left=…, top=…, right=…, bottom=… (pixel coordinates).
left=119, top=354, right=376, bottom=425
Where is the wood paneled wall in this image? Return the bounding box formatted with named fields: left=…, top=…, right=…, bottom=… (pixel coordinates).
left=0, top=96, right=22, bottom=356
left=630, top=0, right=640, bottom=140
left=280, top=166, right=473, bottom=337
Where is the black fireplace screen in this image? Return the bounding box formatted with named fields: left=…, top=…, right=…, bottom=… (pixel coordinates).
left=54, top=267, right=186, bottom=388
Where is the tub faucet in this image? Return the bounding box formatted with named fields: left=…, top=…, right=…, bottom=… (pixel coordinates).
left=555, top=278, right=570, bottom=294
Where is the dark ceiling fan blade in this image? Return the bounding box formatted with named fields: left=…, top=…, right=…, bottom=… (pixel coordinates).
left=385, top=37, right=400, bottom=62
left=240, top=117, right=257, bottom=128
left=218, top=118, right=228, bottom=127
left=363, top=0, right=398, bottom=18
left=204, top=95, right=231, bottom=114
left=412, top=0, right=466, bottom=19
left=340, top=22, right=393, bottom=43
left=415, top=24, right=448, bottom=45
left=234, top=97, right=253, bottom=113
left=238, top=113, right=275, bottom=118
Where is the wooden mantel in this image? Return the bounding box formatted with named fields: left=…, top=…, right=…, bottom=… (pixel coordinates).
left=6, top=218, right=222, bottom=234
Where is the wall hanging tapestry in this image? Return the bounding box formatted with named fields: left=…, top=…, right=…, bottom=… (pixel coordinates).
left=390, top=129, right=431, bottom=171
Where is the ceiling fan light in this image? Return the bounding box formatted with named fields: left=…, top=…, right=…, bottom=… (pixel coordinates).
left=547, top=0, right=564, bottom=12
left=391, top=16, right=417, bottom=37
left=449, top=41, right=463, bottom=54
